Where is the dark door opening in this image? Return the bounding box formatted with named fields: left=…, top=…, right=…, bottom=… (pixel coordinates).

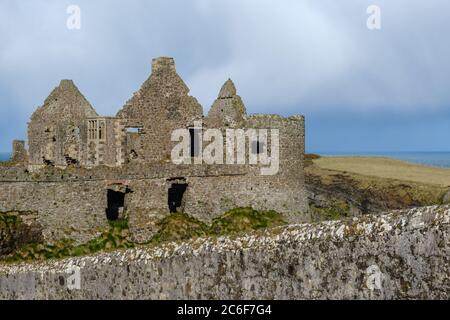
left=168, top=183, right=188, bottom=213
left=106, top=189, right=125, bottom=220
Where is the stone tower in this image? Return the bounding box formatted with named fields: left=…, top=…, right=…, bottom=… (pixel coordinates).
left=206, top=78, right=247, bottom=128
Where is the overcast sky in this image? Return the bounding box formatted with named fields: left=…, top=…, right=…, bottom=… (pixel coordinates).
left=0, top=0, right=449, bottom=152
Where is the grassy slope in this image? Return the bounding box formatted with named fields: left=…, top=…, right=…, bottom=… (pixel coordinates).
left=306, top=156, right=449, bottom=222
left=314, top=157, right=450, bottom=187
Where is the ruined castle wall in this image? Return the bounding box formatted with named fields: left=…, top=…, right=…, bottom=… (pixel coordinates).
left=1, top=205, right=448, bottom=300
left=205, top=79, right=246, bottom=129
left=203, top=81, right=307, bottom=223
left=246, top=114, right=305, bottom=177
left=8, top=57, right=309, bottom=247
left=125, top=178, right=168, bottom=243
left=183, top=175, right=309, bottom=225
left=0, top=181, right=109, bottom=245
left=103, top=118, right=119, bottom=166
left=86, top=118, right=119, bottom=167
left=125, top=174, right=310, bottom=244
left=28, top=80, right=98, bottom=167
left=122, top=163, right=310, bottom=243
left=187, top=115, right=308, bottom=223
left=11, top=141, right=27, bottom=164
left=0, top=153, right=308, bottom=246
left=116, top=58, right=203, bottom=163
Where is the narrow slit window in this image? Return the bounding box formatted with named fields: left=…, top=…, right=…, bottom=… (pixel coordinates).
left=189, top=128, right=200, bottom=157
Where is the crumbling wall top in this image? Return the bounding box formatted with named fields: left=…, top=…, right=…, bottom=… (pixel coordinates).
left=151, top=57, right=176, bottom=73
left=32, top=79, right=98, bottom=121
left=218, top=78, right=237, bottom=99
left=206, top=78, right=247, bottom=128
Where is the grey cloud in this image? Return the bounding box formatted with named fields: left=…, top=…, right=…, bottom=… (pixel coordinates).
left=0, top=0, right=449, bottom=118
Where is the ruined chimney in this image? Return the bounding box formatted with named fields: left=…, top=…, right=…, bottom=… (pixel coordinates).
left=218, top=78, right=237, bottom=99
left=11, top=140, right=27, bottom=164
left=59, top=79, right=75, bottom=88
left=151, top=57, right=176, bottom=73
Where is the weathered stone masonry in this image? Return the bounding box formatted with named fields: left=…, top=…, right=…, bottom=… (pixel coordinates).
left=0, top=206, right=448, bottom=300
left=1, top=57, right=309, bottom=245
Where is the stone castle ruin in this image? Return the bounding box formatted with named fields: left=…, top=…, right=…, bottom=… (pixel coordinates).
left=1, top=57, right=308, bottom=245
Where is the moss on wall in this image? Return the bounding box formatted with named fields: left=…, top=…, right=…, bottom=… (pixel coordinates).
left=210, top=207, right=286, bottom=235
left=310, top=198, right=351, bottom=222
left=150, top=213, right=210, bottom=244
left=2, top=219, right=133, bottom=263
left=0, top=211, right=42, bottom=256
left=1, top=208, right=286, bottom=263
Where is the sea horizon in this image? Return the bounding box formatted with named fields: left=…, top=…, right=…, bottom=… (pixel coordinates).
left=313, top=151, right=450, bottom=168
left=2, top=150, right=450, bottom=168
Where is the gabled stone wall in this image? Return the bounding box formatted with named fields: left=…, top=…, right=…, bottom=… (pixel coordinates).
left=116, top=57, right=203, bottom=163
left=28, top=80, right=98, bottom=167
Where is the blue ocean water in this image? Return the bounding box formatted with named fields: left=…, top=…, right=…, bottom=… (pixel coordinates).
left=317, top=151, right=450, bottom=168
left=0, top=152, right=10, bottom=161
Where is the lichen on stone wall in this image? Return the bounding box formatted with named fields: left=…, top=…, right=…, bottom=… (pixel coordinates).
left=0, top=205, right=448, bottom=299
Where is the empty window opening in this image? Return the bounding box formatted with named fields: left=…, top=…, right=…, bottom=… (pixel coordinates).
left=168, top=183, right=188, bottom=213
left=189, top=128, right=200, bottom=157
left=88, top=120, right=98, bottom=140
left=106, top=189, right=125, bottom=220
left=251, top=140, right=264, bottom=154
left=98, top=125, right=103, bottom=140
left=127, top=127, right=141, bottom=133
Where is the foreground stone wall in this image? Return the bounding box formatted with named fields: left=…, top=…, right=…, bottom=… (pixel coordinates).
left=0, top=205, right=448, bottom=300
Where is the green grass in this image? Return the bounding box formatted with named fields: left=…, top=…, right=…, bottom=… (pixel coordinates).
left=314, top=156, right=450, bottom=187
left=150, top=212, right=210, bottom=244
left=150, top=208, right=286, bottom=244
left=310, top=198, right=351, bottom=222
left=108, top=218, right=129, bottom=230
left=2, top=219, right=133, bottom=263
left=1, top=208, right=286, bottom=262
left=305, top=156, right=449, bottom=222
left=210, top=207, right=286, bottom=235
left=0, top=212, right=21, bottom=231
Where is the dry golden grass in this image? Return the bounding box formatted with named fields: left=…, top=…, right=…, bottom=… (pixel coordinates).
left=314, top=157, right=450, bottom=187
